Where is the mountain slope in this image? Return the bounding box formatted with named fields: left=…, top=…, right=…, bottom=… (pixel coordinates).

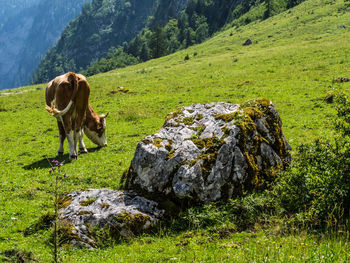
left=0, top=0, right=41, bottom=29
left=0, top=0, right=350, bottom=261
left=0, top=0, right=88, bottom=90
left=34, top=0, right=307, bottom=82
left=32, top=0, right=190, bottom=84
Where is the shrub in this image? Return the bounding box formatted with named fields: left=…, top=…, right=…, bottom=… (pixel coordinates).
left=274, top=92, right=350, bottom=227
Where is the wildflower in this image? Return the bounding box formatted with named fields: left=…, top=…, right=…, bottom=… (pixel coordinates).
left=290, top=256, right=294, bottom=259
left=62, top=174, right=67, bottom=178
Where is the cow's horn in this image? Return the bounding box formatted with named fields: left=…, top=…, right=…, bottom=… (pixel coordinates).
left=100, top=112, right=109, bottom=119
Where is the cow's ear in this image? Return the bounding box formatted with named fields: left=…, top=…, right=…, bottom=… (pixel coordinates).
left=100, top=112, right=109, bottom=119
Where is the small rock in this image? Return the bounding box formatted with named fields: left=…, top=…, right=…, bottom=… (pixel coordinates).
left=334, top=77, right=350, bottom=83
left=58, top=189, right=164, bottom=248
left=243, top=39, right=252, bottom=46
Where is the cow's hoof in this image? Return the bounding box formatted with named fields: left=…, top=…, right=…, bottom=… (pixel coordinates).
left=80, top=148, right=88, bottom=154
left=69, top=155, right=77, bottom=160
left=56, top=152, right=64, bottom=157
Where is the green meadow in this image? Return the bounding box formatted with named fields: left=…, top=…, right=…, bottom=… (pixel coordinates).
left=1, top=0, right=350, bottom=261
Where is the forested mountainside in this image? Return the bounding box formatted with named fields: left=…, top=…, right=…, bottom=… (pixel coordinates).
left=0, top=0, right=88, bottom=90
left=82, top=0, right=306, bottom=77
left=33, top=0, right=305, bottom=83
left=31, top=0, right=190, bottom=84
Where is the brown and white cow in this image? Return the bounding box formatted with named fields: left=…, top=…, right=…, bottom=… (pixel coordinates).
left=45, top=72, right=108, bottom=160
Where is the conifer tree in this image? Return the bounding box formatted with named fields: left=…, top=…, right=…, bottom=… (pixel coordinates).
left=149, top=24, right=167, bottom=58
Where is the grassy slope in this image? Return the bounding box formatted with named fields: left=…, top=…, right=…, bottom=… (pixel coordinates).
left=0, top=0, right=350, bottom=261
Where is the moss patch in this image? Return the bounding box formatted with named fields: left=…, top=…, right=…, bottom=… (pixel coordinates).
left=57, top=194, right=72, bottom=209
left=56, top=220, right=83, bottom=247
left=196, top=113, right=203, bottom=120
left=80, top=198, right=97, bottom=206
left=115, top=212, right=152, bottom=234
left=191, top=136, right=225, bottom=152
left=77, top=211, right=94, bottom=216
left=164, top=108, right=184, bottom=124
left=152, top=138, right=163, bottom=148
left=234, top=98, right=289, bottom=191
left=215, top=111, right=240, bottom=122
left=189, top=136, right=225, bottom=180
left=241, top=98, right=271, bottom=108
left=182, top=117, right=195, bottom=125
left=192, top=124, right=206, bottom=138
left=166, top=149, right=175, bottom=160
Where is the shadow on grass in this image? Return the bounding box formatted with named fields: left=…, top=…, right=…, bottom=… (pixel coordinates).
left=22, top=147, right=102, bottom=170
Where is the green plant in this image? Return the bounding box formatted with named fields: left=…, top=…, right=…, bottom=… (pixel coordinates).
left=274, top=92, right=350, bottom=228
left=48, top=159, right=68, bottom=263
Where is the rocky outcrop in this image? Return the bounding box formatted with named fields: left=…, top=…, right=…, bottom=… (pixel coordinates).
left=57, top=189, right=164, bottom=248
left=123, top=99, right=291, bottom=206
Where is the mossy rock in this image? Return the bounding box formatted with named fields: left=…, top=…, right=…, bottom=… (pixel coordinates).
left=57, top=189, right=164, bottom=248
left=124, top=100, right=291, bottom=207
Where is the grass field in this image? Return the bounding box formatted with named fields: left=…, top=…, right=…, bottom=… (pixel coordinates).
left=1, top=0, right=350, bottom=261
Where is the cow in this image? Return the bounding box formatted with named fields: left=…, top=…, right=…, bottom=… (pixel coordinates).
left=45, top=72, right=108, bottom=160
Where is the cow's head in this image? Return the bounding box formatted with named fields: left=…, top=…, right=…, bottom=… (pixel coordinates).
left=84, top=113, right=109, bottom=147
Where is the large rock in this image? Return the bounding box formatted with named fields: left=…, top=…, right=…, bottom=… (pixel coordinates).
left=57, top=189, right=164, bottom=248
left=123, top=99, right=291, bottom=206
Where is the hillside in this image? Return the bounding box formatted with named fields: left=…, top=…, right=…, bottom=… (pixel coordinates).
left=0, top=0, right=88, bottom=90
left=33, top=0, right=308, bottom=82
left=31, top=0, right=191, bottom=84
left=1, top=0, right=350, bottom=261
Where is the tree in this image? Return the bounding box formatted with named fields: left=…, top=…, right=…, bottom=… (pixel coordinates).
left=286, top=0, right=304, bottom=8
left=195, top=22, right=209, bottom=43
left=149, top=24, right=167, bottom=58
left=184, top=27, right=195, bottom=47
left=140, top=43, right=150, bottom=61
left=264, top=0, right=273, bottom=19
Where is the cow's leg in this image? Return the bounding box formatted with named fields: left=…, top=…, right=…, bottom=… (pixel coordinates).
left=62, top=115, right=77, bottom=160
left=57, top=120, right=66, bottom=156
left=79, top=131, right=88, bottom=153
left=75, top=80, right=89, bottom=154
left=73, top=129, right=84, bottom=155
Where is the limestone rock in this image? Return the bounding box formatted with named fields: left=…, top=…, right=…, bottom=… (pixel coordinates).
left=123, top=99, right=291, bottom=206
left=58, top=189, right=164, bottom=248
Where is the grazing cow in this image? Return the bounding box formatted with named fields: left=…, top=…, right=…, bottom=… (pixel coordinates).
left=45, top=72, right=108, bottom=160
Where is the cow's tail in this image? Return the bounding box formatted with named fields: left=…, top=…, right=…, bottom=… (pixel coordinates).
left=46, top=72, right=78, bottom=117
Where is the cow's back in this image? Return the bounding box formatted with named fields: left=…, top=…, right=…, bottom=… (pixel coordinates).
left=45, top=73, right=74, bottom=111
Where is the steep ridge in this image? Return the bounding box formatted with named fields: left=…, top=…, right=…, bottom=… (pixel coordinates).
left=0, top=0, right=88, bottom=90
left=32, top=0, right=191, bottom=84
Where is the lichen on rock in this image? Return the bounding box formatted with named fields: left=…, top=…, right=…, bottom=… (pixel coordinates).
left=123, top=99, right=291, bottom=207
